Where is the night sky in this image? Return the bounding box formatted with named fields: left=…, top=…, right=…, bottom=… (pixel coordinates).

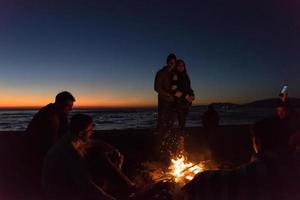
left=0, top=0, right=299, bottom=107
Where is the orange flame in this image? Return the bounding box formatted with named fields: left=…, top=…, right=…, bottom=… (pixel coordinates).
left=168, top=155, right=204, bottom=185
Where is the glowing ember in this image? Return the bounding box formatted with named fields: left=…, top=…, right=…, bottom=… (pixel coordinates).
left=168, top=155, right=204, bottom=185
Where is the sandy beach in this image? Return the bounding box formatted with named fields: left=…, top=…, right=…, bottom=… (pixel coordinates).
left=0, top=125, right=253, bottom=199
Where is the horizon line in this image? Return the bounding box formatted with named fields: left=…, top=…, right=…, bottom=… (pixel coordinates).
left=0, top=97, right=299, bottom=109
left=0, top=104, right=205, bottom=110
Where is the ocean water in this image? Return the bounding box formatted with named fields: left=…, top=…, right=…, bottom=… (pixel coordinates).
left=0, top=106, right=277, bottom=131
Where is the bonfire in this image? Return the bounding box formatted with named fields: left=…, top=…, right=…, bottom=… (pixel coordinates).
left=143, top=154, right=207, bottom=188
left=163, top=135, right=206, bottom=186
left=140, top=136, right=213, bottom=188
left=165, top=154, right=205, bottom=186
left=136, top=155, right=206, bottom=200
left=135, top=136, right=216, bottom=199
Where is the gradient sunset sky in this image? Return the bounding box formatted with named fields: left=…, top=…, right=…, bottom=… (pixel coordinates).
left=0, top=0, right=299, bottom=108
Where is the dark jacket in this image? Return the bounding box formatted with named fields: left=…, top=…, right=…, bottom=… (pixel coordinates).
left=154, top=66, right=174, bottom=102
left=171, top=71, right=194, bottom=106
left=27, top=103, right=68, bottom=156
left=42, top=135, right=115, bottom=200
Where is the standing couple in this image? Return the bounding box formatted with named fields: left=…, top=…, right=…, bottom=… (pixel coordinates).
left=154, top=53, right=195, bottom=158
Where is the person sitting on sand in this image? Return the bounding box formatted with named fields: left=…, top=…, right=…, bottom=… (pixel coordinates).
left=202, top=104, right=219, bottom=131
left=201, top=104, right=220, bottom=160
left=42, top=114, right=135, bottom=200
left=27, top=91, right=75, bottom=157
left=183, top=117, right=300, bottom=200
left=276, top=92, right=300, bottom=152
left=276, top=92, right=300, bottom=135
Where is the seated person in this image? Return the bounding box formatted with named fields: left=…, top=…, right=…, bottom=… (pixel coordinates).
left=42, top=114, right=134, bottom=200
left=183, top=117, right=300, bottom=200
left=276, top=92, right=300, bottom=151
left=202, top=104, right=219, bottom=130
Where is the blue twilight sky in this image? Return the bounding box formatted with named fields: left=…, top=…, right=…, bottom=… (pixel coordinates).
left=0, top=0, right=299, bottom=107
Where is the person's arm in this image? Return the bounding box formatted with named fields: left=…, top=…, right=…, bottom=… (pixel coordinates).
left=102, top=152, right=135, bottom=188
left=71, top=156, right=117, bottom=200
left=280, top=92, right=293, bottom=109
left=154, top=71, right=171, bottom=97
left=79, top=176, right=116, bottom=200
left=89, top=140, right=124, bottom=168
left=187, top=76, right=195, bottom=97
left=185, top=76, right=195, bottom=103
left=89, top=140, right=122, bottom=158
left=189, top=88, right=195, bottom=99
left=280, top=92, right=297, bottom=115
left=280, top=92, right=288, bottom=103
left=85, top=140, right=134, bottom=188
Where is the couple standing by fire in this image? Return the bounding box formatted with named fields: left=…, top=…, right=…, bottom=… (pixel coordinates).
left=154, top=53, right=195, bottom=158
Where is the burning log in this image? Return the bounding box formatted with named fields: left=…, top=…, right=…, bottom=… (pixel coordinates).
left=159, top=134, right=207, bottom=186
left=133, top=149, right=220, bottom=200
left=134, top=155, right=213, bottom=200
left=140, top=155, right=211, bottom=187
left=133, top=132, right=218, bottom=199
left=157, top=155, right=206, bottom=187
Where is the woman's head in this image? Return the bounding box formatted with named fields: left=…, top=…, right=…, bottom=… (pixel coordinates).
left=69, top=114, right=94, bottom=142
left=176, top=59, right=186, bottom=73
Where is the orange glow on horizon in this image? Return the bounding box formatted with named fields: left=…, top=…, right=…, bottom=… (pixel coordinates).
left=0, top=90, right=241, bottom=108
left=0, top=96, right=157, bottom=108
left=0, top=95, right=238, bottom=109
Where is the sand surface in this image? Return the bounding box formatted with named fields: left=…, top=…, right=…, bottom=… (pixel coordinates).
left=0, top=125, right=253, bottom=199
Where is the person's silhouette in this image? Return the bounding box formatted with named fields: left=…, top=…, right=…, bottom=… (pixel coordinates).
left=27, top=91, right=75, bottom=156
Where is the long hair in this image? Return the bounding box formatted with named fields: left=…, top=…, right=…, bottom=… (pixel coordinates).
left=69, top=114, right=93, bottom=136
left=176, top=59, right=188, bottom=75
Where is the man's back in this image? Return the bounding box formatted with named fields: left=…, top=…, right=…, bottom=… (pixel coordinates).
left=27, top=103, right=68, bottom=156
